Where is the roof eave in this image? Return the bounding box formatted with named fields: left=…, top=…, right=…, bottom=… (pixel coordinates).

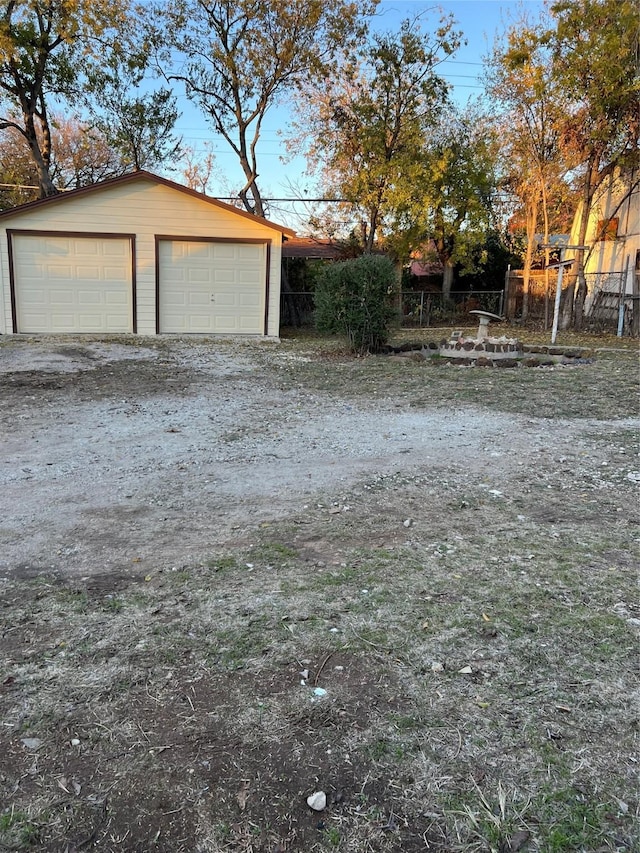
left=0, top=170, right=296, bottom=237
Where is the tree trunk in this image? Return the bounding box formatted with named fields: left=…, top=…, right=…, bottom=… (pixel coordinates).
left=364, top=201, right=381, bottom=253
left=442, top=259, right=454, bottom=301
left=541, top=178, right=551, bottom=329
left=237, top=150, right=265, bottom=216
left=560, top=271, right=577, bottom=330
left=23, top=113, right=57, bottom=198
left=573, top=155, right=600, bottom=329
left=522, top=196, right=539, bottom=321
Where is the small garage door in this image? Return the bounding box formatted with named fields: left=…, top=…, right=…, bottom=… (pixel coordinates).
left=12, top=233, right=133, bottom=333
left=158, top=239, right=266, bottom=334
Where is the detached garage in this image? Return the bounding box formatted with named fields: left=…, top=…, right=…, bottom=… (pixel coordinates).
left=0, top=171, right=294, bottom=337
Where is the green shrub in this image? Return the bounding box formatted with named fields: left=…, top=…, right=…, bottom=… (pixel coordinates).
left=314, top=254, right=397, bottom=354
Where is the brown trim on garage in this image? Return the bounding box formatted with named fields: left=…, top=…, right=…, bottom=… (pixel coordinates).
left=7, top=231, right=18, bottom=334
left=7, top=229, right=137, bottom=334
left=131, top=238, right=137, bottom=334
left=155, top=235, right=270, bottom=245
left=264, top=242, right=272, bottom=336
left=155, top=235, right=161, bottom=334
left=0, top=171, right=295, bottom=238
left=155, top=235, right=272, bottom=335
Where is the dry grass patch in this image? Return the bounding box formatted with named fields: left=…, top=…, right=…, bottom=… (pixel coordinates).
left=1, top=332, right=639, bottom=851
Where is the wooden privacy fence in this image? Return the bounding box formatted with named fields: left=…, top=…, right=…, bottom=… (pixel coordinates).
left=504, top=270, right=555, bottom=325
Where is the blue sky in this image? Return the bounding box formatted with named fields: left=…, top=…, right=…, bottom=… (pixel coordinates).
left=171, top=1, right=546, bottom=225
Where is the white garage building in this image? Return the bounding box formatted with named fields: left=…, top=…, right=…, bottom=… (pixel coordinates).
left=0, top=171, right=295, bottom=337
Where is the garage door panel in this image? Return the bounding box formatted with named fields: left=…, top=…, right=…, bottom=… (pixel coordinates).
left=239, top=293, right=260, bottom=308
left=238, top=270, right=262, bottom=286
left=76, top=266, right=102, bottom=281
left=237, top=244, right=262, bottom=260
left=74, top=238, right=99, bottom=252
left=51, top=289, right=74, bottom=305
left=188, top=268, right=211, bottom=284
left=50, top=313, right=75, bottom=330
left=20, top=288, right=47, bottom=306
left=104, top=268, right=129, bottom=282
left=212, top=244, right=235, bottom=260
left=164, top=292, right=187, bottom=307
left=159, top=240, right=266, bottom=334
left=239, top=315, right=260, bottom=331
left=109, top=290, right=128, bottom=304
left=79, top=292, right=101, bottom=306
left=50, top=265, right=73, bottom=279
left=13, top=234, right=133, bottom=333
left=189, top=292, right=211, bottom=307
left=215, top=293, right=236, bottom=307
left=102, top=242, right=128, bottom=258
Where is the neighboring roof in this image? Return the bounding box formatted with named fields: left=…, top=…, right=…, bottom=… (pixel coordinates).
left=535, top=234, right=571, bottom=248
left=0, top=170, right=296, bottom=237
left=410, top=260, right=443, bottom=277
left=409, top=242, right=444, bottom=277
left=282, top=237, right=349, bottom=260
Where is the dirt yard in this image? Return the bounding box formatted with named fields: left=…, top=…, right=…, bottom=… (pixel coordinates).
left=1, top=332, right=639, bottom=852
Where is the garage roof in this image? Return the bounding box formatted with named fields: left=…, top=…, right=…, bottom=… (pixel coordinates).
left=0, top=170, right=296, bottom=237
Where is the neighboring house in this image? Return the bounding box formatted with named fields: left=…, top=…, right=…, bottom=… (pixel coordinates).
left=0, top=170, right=295, bottom=337
left=566, top=167, right=639, bottom=317
left=408, top=242, right=444, bottom=289
left=281, top=237, right=347, bottom=261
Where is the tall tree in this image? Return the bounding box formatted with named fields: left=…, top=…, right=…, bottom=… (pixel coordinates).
left=0, top=120, right=37, bottom=207
left=0, top=113, right=135, bottom=208
left=291, top=12, right=461, bottom=252
left=154, top=0, right=378, bottom=217
left=179, top=142, right=218, bottom=194
left=0, top=0, right=129, bottom=197
left=85, top=51, right=182, bottom=173
left=486, top=15, right=568, bottom=320
left=419, top=107, right=498, bottom=299
left=49, top=115, right=130, bottom=188
left=544, top=0, right=640, bottom=327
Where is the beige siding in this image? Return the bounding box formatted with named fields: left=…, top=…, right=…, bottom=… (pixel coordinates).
left=0, top=179, right=285, bottom=336
left=567, top=170, right=639, bottom=303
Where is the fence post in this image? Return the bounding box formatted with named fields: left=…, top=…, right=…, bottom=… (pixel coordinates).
left=551, top=262, right=565, bottom=345
left=502, top=265, right=510, bottom=319
left=544, top=272, right=550, bottom=330
left=617, top=255, right=630, bottom=337
left=633, top=250, right=640, bottom=338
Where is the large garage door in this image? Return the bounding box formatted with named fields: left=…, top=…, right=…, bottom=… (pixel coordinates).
left=158, top=240, right=266, bottom=334
left=12, top=233, right=133, bottom=333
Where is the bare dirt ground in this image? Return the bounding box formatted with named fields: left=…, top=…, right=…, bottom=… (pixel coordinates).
left=1, top=332, right=639, bottom=852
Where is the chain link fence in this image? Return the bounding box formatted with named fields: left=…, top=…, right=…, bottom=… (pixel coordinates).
left=586, top=271, right=636, bottom=334
left=281, top=290, right=505, bottom=329
left=400, top=290, right=504, bottom=327
left=281, top=275, right=638, bottom=334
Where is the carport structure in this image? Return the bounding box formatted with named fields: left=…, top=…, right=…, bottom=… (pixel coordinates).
left=0, top=171, right=294, bottom=337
